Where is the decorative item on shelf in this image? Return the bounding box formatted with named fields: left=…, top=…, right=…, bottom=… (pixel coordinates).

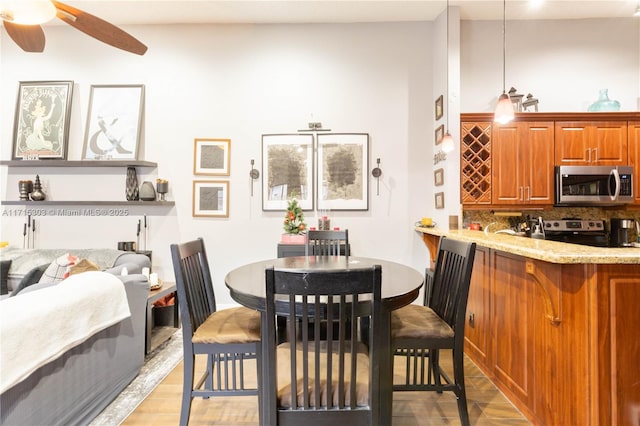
left=522, top=93, right=539, bottom=112
left=18, top=180, right=33, bottom=201
left=155, top=179, right=168, bottom=201
left=249, top=159, right=260, bottom=196
left=508, top=87, right=524, bottom=112
left=30, top=175, right=46, bottom=201
left=281, top=197, right=307, bottom=244
left=371, top=158, right=382, bottom=196
left=125, top=166, right=139, bottom=201
left=587, top=89, right=621, bottom=112
left=139, top=181, right=156, bottom=201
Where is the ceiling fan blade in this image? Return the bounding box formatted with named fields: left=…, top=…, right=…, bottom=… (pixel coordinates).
left=3, top=21, right=45, bottom=52
left=52, top=1, right=147, bottom=55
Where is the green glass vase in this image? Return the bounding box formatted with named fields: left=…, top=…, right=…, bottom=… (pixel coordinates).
left=587, top=89, right=620, bottom=112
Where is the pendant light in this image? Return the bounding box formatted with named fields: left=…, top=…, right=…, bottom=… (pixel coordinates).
left=494, top=0, right=515, bottom=124
left=441, top=0, right=455, bottom=153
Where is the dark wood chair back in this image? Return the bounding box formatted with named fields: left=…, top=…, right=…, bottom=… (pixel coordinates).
left=305, top=229, right=349, bottom=256
left=264, top=264, right=381, bottom=425
left=171, top=237, right=217, bottom=338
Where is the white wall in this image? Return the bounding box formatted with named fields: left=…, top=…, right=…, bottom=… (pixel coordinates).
left=1, top=22, right=438, bottom=305
left=461, top=17, right=640, bottom=112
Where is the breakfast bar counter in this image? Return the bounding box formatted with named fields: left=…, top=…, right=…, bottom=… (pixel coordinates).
left=415, top=226, right=640, bottom=426
left=415, top=226, right=640, bottom=264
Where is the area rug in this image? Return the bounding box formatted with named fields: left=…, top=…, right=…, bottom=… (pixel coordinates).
left=89, top=329, right=183, bottom=426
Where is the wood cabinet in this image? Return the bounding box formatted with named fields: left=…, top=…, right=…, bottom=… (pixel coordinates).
left=492, top=122, right=554, bottom=205
left=629, top=121, right=640, bottom=205
left=463, top=245, right=491, bottom=368
left=555, top=121, right=628, bottom=165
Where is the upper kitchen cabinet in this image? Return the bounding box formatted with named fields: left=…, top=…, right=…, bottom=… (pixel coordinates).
left=492, top=122, right=554, bottom=205
left=555, top=121, right=627, bottom=166
left=629, top=121, right=640, bottom=205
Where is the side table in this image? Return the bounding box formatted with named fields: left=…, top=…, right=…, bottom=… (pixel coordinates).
left=146, top=281, right=180, bottom=354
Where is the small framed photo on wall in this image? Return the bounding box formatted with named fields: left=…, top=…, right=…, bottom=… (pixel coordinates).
left=435, top=95, right=443, bottom=120
left=192, top=180, right=229, bottom=217
left=435, top=191, right=445, bottom=209
left=435, top=124, right=445, bottom=145
left=434, top=168, right=444, bottom=186
left=194, top=138, right=231, bottom=176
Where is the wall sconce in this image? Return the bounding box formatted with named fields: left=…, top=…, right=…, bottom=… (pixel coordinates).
left=371, top=158, right=382, bottom=195
left=249, top=159, right=260, bottom=196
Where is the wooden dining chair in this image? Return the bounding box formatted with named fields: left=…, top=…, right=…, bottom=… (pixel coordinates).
left=305, top=229, right=350, bottom=256
left=170, top=238, right=262, bottom=426
left=391, top=237, right=477, bottom=426
left=264, top=264, right=382, bottom=426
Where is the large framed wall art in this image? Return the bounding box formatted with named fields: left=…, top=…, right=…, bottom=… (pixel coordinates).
left=82, top=84, right=145, bottom=160
left=317, top=133, right=369, bottom=211
left=12, top=81, right=74, bottom=160
left=262, top=134, right=314, bottom=211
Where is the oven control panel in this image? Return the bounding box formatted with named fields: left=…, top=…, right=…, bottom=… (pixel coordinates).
left=544, top=220, right=606, bottom=233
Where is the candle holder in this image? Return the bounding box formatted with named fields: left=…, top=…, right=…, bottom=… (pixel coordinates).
left=156, top=179, right=169, bottom=201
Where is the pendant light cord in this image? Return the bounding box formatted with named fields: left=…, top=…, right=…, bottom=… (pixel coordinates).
left=446, top=0, right=449, bottom=133
left=502, top=0, right=506, bottom=94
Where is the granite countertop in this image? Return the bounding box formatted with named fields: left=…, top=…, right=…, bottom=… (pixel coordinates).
left=415, top=226, right=640, bottom=265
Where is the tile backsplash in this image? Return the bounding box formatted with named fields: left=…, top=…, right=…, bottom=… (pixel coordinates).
left=463, top=207, right=640, bottom=242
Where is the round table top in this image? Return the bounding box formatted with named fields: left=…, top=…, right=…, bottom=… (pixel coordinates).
left=225, top=256, right=424, bottom=312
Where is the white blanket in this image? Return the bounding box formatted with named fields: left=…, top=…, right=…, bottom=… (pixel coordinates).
left=0, top=271, right=131, bottom=393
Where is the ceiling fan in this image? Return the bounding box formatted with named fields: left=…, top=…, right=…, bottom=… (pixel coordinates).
left=0, top=0, right=147, bottom=55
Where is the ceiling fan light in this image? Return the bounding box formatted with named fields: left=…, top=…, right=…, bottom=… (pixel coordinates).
left=441, top=132, right=455, bottom=153
left=1, top=0, right=56, bottom=25
left=495, top=93, right=515, bottom=124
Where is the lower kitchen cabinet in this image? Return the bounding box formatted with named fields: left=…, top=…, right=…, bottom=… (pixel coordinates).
left=463, top=248, right=640, bottom=425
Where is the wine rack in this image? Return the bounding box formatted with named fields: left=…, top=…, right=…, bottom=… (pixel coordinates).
left=461, top=122, right=492, bottom=205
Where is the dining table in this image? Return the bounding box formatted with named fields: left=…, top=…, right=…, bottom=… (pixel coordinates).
left=225, top=255, right=424, bottom=425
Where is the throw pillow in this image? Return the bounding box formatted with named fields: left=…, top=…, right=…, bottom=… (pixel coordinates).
left=38, top=253, right=79, bottom=284
left=0, top=259, right=11, bottom=295
left=10, top=263, right=49, bottom=296
left=68, top=258, right=100, bottom=276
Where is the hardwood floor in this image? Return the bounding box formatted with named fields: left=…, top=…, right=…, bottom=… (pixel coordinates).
left=123, top=351, right=531, bottom=425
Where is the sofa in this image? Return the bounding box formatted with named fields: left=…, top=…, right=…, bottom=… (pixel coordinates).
left=0, top=248, right=151, bottom=426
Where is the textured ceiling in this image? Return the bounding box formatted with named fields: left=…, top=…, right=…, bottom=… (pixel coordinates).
left=41, top=1, right=640, bottom=26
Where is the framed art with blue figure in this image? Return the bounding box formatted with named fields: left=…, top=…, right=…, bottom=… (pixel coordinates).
left=12, top=81, right=74, bottom=160
left=82, top=84, right=145, bottom=160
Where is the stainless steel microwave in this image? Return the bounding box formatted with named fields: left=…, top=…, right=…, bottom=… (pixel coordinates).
left=555, top=165, right=634, bottom=206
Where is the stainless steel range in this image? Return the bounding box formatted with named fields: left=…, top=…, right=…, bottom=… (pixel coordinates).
left=542, top=219, right=608, bottom=247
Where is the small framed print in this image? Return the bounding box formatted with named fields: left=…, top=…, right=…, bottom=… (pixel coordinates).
left=82, top=84, right=144, bottom=160
left=192, top=180, right=229, bottom=217
left=435, top=124, right=445, bottom=145
left=434, top=168, right=444, bottom=186
left=435, top=191, right=445, bottom=209
left=435, top=95, right=443, bottom=120
left=194, top=138, right=231, bottom=176
left=12, top=81, right=74, bottom=159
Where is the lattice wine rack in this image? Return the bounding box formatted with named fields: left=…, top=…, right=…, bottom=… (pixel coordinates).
left=461, top=122, right=492, bottom=204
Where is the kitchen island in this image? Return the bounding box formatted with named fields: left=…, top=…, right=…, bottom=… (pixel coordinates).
left=416, top=226, right=640, bottom=426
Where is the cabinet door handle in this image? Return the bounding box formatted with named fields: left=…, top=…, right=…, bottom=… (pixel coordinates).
left=520, top=186, right=524, bottom=201
left=587, top=148, right=591, bottom=163
left=593, top=148, right=598, bottom=162
left=526, top=186, right=531, bottom=201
